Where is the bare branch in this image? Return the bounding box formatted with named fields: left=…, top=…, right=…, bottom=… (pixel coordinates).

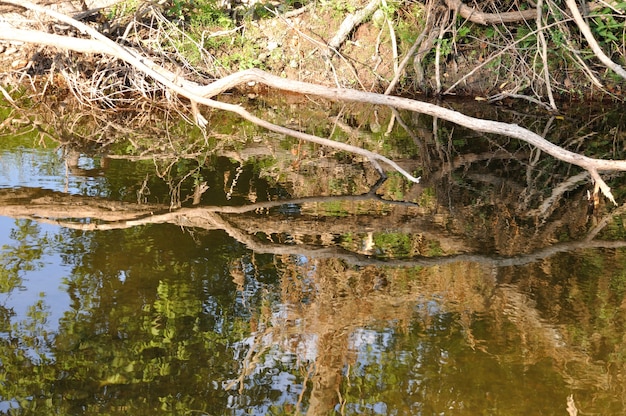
left=565, top=0, right=626, bottom=79
left=2, top=0, right=626, bottom=202
left=326, top=0, right=382, bottom=55
left=443, top=0, right=537, bottom=24
left=0, top=28, right=115, bottom=54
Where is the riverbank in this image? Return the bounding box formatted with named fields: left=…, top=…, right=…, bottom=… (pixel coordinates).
left=1, top=0, right=624, bottom=104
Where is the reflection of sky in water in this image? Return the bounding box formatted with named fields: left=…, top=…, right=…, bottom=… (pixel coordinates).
left=1, top=144, right=450, bottom=415
left=227, top=328, right=309, bottom=415
left=0, top=147, right=83, bottom=349
left=0, top=216, right=72, bottom=337
left=350, top=327, right=393, bottom=353
left=0, top=147, right=104, bottom=195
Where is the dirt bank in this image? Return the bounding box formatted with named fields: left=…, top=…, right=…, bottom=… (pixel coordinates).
left=0, top=0, right=624, bottom=103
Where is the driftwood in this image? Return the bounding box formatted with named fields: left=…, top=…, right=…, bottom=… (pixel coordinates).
left=1, top=0, right=626, bottom=203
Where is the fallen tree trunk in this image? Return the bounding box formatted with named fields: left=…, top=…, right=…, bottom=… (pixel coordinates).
left=1, top=0, right=626, bottom=203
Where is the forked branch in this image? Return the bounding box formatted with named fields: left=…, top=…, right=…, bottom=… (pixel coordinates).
left=2, top=0, right=626, bottom=203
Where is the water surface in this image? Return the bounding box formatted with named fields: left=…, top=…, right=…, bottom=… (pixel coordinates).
left=1, top=102, right=626, bottom=415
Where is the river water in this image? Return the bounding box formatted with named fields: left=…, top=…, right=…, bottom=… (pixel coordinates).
left=1, top=100, right=626, bottom=414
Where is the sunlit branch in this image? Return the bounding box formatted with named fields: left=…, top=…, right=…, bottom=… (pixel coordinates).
left=2, top=0, right=626, bottom=202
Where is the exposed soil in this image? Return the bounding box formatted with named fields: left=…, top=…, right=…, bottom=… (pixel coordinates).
left=0, top=0, right=624, bottom=102
left=219, top=4, right=503, bottom=96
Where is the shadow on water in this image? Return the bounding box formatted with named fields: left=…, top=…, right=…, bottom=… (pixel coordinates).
left=1, top=96, right=626, bottom=414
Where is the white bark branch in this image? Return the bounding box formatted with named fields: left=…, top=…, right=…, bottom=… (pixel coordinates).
left=2, top=0, right=626, bottom=203
left=0, top=28, right=114, bottom=54
left=326, top=0, right=382, bottom=54
left=565, top=0, right=626, bottom=79
left=443, top=0, right=537, bottom=24
left=0, top=2, right=419, bottom=183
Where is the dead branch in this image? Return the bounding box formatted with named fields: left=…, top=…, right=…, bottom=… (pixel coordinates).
left=0, top=28, right=113, bottom=54
left=326, top=0, right=382, bottom=56
left=536, top=0, right=557, bottom=110
left=203, top=69, right=626, bottom=203
left=0, top=1, right=419, bottom=183
left=2, top=0, right=626, bottom=203
left=565, top=0, right=626, bottom=80
left=443, top=0, right=537, bottom=24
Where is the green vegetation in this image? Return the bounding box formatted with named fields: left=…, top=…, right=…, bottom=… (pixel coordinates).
left=0, top=220, right=47, bottom=293
left=590, top=3, right=626, bottom=51
left=3, top=0, right=626, bottom=412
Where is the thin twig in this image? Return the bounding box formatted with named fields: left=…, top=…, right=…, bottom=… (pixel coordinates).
left=384, top=7, right=436, bottom=94
left=443, top=19, right=576, bottom=95
left=536, top=0, right=557, bottom=110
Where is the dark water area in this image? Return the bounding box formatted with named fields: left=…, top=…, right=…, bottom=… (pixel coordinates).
left=1, top=99, right=626, bottom=415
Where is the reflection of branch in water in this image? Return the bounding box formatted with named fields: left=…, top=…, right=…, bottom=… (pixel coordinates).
left=212, top=212, right=626, bottom=267
left=2, top=187, right=626, bottom=268
left=585, top=202, right=626, bottom=241
left=426, top=149, right=531, bottom=182
left=527, top=171, right=590, bottom=219
left=0, top=182, right=416, bottom=226
left=494, top=284, right=610, bottom=390
left=224, top=325, right=274, bottom=394
left=6, top=187, right=616, bottom=399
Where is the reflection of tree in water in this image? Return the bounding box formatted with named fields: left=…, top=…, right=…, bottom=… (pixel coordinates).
left=230, top=250, right=623, bottom=414
left=2, top=183, right=626, bottom=413
left=0, top=219, right=46, bottom=293
left=2, top=101, right=626, bottom=413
